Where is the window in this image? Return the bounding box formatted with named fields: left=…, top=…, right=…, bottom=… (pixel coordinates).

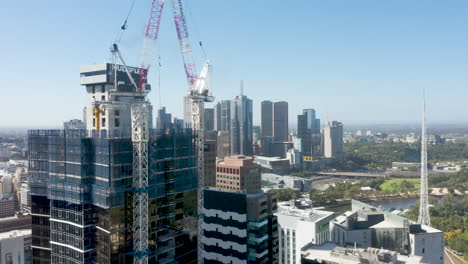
left=115, top=118, right=120, bottom=127
left=102, top=118, right=106, bottom=127
left=115, top=110, right=120, bottom=116
left=101, top=95, right=105, bottom=101
left=101, top=86, right=105, bottom=93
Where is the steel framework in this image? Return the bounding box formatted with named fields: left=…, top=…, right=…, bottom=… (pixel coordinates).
left=132, top=103, right=151, bottom=263
left=418, top=96, right=431, bottom=227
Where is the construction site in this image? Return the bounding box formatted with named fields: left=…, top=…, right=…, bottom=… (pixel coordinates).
left=29, top=0, right=213, bottom=263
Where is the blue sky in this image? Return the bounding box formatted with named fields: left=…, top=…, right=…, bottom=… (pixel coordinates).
left=1, top=0, right=468, bottom=128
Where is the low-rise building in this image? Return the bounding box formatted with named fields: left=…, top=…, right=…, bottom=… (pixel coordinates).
left=0, top=195, right=17, bottom=218
left=0, top=229, right=32, bottom=264
left=276, top=202, right=334, bottom=264
left=261, top=173, right=312, bottom=193
left=254, top=156, right=290, bottom=174
left=301, top=242, right=423, bottom=264
left=329, top=200, right=444, bottom=264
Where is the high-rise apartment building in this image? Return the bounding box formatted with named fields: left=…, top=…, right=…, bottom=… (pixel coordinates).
left=63, top=119, right=86, bottom=130
left=29, top=63, right=198, bottom=264
left=156, top=106, right=172, bottom=130
left=323, top=121, right=344, bottom=160
left=230, top=95, right=253, bottom=156
left=183, top=94, right=192, bottom=128
left=201, top=189, right=279, bottom=264
left=215, top=155, right=261, bottom=194
left=297, top=109, right=321, bottom=158
left=261, top=101, right=273, bottom=138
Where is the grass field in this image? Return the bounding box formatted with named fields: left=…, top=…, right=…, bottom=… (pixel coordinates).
left=380, top=178, right=420, bottom=192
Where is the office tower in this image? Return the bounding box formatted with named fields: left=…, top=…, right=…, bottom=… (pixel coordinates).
left=214, top=100, right=231, bottom=132
left=204, top=139, right=217, bottom=188
left=273, top=101, right=288, bottom=142
left=230, top=95, right=253, bottom=156
left=261, top=101, right=288, bottom=142
left=173, top=117, right=184, bottom=129
left=253, top=126, right=261, bottom=145
left=201, top=189, right=279, bottom=264
left=63, top=119, right=86, bottom=130
left=204, top=108, right=215, bottom=131
left=323, top=121, right=344, bottom=160
left=156, top=106, right=172, bottom=130
left=29, top=63, right=198, bottom=264
left=261, top=100, right=273, bottom=138
left=215, top=155, right=261, bottom=193
left=297, top=109, right=321, bottom=158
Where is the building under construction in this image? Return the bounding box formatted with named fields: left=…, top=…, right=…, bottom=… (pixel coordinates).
left=29, top=63, right=198, bottom=264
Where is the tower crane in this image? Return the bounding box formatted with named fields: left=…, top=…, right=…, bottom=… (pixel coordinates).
left=128, top=0, right=212, bottom=263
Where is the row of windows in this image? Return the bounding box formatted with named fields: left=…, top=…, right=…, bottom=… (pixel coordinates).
left=216, top=167, right=240, bottom=174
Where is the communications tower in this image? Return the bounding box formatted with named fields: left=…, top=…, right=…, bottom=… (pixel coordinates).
left=418, top=94, right=431, bottom=226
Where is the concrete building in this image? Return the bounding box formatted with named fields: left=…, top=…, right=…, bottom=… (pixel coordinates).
left=301, top=242, right=424, bottom=264
left=0, top=175, right=14, bottom=196
left=297, top=109, right=321, bottom=159
left=183, top=94, right=191, bottom=127
left=0, top=195, right=17, bottom=218
left=204, top=108, right=215, bottom=131
left=216, top=155, right=261, bottom=194
left=329, top=200, right=444, bottom=264
left=254, top=156, right=291, bottom=174
left=230, top=95, right=254, bottom=156
left=201, top=189, right=279, bottom=264
left=63, top=119, right=86, bottom=130
left=276, top=203, right=334, bottom=264
left=156, top=106, right=172, bottom=130
left=204, top=139, right=217, bottom=188
left=0, top=215, right=31, bottom=233
left=323, top=121, right=344, bottom=160
left=28, top=63, right=198, bottom=264
left=0, top=229, right=32, bottom=264
left=20, top=182, right=31, bottom=213
left=261, top=173, right=312, bottom=193
left=81, top=63, right=153, bottom=134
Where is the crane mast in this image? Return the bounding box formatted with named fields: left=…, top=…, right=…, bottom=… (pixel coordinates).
left=140, top=0, right=165, bottom=91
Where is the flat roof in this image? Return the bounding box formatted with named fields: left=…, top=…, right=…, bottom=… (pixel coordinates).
left=0, top=229, right=31, bottom=239
left=276, top=205, right=334, bottom=223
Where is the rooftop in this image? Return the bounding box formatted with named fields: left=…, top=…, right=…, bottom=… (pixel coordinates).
left=276, top=204, right=334, bottom=223
left=0, top=229, right=31, bottom=239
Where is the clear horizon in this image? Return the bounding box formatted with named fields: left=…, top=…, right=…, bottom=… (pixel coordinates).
left=1, top=1, right=468, bottom=127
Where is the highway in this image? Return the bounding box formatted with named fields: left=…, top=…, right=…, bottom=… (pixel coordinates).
left=445, top=248, right=467, bottom=264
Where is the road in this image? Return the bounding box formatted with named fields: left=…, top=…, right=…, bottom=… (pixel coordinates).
left=445, top=248, right=467, bottom=264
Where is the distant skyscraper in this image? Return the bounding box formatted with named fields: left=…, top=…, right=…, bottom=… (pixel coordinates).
left=273, top=101, right=288, bottom=142
left=323, top=121, right=344, bottom=160
left=216, top=131, right=231, bottom=160
left=216, top=100, right=231, bottom=132
left=63, top=119, right=85, bottom=130
left=204, top=139, right=217, bottom=188
left=261, top=100, right=273, bottom=138
left=230, top=95, right=253, bottom=156
left=214, top=102, right=221, bottom=131
left=156, top=106, right=172, bottom=130
left=261, top=100, right=288, bottom=142
left=418, top=96, right=431, bottom=226
left=204, top=108, right=215, bottom=131
left=297, top=109, right=321, bottom=158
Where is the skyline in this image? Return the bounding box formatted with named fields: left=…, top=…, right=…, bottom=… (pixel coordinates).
left=1, top=1, right=468, bottom=127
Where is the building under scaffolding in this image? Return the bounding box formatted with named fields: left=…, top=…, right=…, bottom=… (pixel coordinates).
left=29, top=128, right=198, bottom=264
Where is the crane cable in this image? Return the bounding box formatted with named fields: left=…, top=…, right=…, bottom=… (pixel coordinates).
left=115, top=0, right=137, bottom=44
